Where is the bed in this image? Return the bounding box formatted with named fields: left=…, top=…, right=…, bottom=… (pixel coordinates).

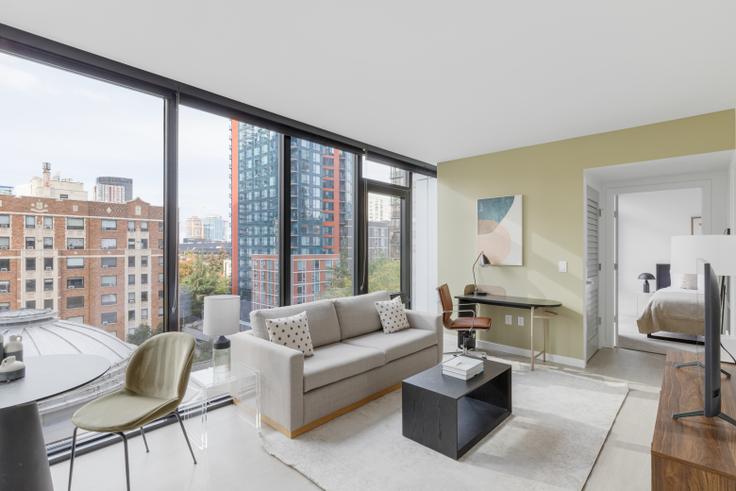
left=636, top=263, right=704, bottom=337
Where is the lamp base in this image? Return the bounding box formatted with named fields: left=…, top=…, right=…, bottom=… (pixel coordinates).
left=212, top=336, right=231, bottom=379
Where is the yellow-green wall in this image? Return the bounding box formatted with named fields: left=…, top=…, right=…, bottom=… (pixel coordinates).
left=438, top=110, right=736, bottom=362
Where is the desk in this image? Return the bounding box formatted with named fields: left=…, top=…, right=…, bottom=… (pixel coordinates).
left=456, top=294, right=562, bottom=370
left=0, top=354, right=110, bottom=491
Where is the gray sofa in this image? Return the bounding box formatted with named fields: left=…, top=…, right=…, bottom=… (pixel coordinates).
left=230, top=290, right=442, bottom=437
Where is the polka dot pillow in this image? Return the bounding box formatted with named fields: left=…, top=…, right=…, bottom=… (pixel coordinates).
left=375, top=297, right=410, bottom=333
left=265, top=311, right=314, bottom=357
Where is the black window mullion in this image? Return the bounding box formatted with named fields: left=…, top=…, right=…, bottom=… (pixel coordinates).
left=356, top=156, right=367, bottom=295
left=163, top=93, right=179, bottom=332
left=279, top=135, right=292, bottom=307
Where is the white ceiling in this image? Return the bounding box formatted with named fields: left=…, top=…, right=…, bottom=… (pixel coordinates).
left=2, top=1, right=735, bottom=164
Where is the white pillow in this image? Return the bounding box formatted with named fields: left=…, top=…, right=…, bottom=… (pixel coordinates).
left=679, top=273, right=698, bottom=290
left=265, top=311, right=314, bottom=356
left=375, top=297, right=410, bottom=333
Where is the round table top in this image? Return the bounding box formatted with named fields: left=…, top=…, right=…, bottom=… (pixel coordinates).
left=0, top=354, right=111, bottom=409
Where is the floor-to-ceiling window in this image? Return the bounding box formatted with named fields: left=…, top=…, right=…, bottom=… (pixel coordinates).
left=363, top=159, right=411, bottom=301
left=0, top=51, right=165, bottom=443
left=290, top=138, right=355, bottom=304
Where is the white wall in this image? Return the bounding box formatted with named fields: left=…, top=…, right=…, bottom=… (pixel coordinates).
left=412, top=175, right=438, bottom=312
left=617, top=188, right=702, bottom=318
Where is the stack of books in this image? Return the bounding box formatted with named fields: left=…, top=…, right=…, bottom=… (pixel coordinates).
left=442, top=356, right=484, bottom=380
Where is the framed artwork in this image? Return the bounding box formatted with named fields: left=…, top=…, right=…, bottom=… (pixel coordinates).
left=691, top=216, right=703, bottom=235
left=476, top=195, right=523, bottom=266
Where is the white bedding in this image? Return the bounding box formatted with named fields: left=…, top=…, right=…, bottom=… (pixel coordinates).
left=636, top=286, right=704, bottom=335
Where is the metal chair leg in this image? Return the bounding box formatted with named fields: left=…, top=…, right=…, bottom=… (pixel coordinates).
left=117, top=432, right=131, bottom=491
left=175, top=410, right=197, bottom=465
left=68, top=427, right=78, bottom=491
left=140, top=426, right=149, bottom=453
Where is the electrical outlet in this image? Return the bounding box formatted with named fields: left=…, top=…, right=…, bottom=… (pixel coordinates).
left=505, top=314, right=513, bottom=325
left=517, top=316, right=525, bottom=327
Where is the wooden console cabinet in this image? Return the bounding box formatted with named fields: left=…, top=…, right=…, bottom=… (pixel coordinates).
left=651, top=352, right=736, bottom=490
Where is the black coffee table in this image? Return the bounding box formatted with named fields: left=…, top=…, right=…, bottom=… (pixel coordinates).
left=402, top=360, right=512, bottom=459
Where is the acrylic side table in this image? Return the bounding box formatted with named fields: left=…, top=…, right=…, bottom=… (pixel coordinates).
left=187, top=362, right=261, bottom=449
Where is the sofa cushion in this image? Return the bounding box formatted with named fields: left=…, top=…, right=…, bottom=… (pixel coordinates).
left=303, top=343, right=385, bottom=392
left=343, top=328, right=437, bottom=363
left=250, top=300, right=340, bottom=348
left=333, top=291, right=390, bottom=340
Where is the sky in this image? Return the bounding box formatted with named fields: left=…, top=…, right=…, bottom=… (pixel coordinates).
left=0, top=52, right=231, bottom=226
left=0, top=51, right=398, bottom=234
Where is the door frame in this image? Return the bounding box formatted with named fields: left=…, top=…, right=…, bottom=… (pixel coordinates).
left=599, top=177, right=713, bottom=347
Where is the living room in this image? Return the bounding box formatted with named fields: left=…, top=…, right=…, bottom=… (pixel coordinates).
left=1, top=2, right=735, bottom=490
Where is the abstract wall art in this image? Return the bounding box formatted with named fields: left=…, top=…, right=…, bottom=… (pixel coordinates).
left=476, top=195, right=523, bottom=266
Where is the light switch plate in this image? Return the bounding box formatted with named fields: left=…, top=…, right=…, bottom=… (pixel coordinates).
left=517, top=316, right=525, bottom=327
left=505, top=314, right=513, bottom=325
left=558, top=260, right=568, bottom=273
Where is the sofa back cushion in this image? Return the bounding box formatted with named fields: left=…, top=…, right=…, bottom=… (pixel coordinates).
left=250, top=299, right=341, bottom=348
left=333, top=290, right=390, bottom=340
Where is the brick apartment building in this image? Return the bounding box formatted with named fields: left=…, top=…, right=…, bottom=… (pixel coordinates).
left=0, top=195, right=164, bottom=339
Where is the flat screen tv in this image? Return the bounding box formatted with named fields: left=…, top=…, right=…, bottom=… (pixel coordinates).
left=673, top=262, right=735, bottom=426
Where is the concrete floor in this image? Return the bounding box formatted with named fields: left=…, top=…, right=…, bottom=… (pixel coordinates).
left=53, top=346, right=664, bottom=491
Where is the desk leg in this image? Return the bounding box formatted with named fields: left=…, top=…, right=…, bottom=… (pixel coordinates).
left=530, top=306, right=535, bottom=371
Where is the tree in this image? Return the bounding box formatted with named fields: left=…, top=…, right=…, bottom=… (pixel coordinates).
left=127, top=323, right=156, bottom=345
left=323, top=251, right=354, bottom=299
left=367, top=257, right=401, bottom=293
left=179, top=252, right=230, bottom=321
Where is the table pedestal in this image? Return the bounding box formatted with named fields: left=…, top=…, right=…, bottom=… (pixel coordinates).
left=0, top=402, right=53, bottom=491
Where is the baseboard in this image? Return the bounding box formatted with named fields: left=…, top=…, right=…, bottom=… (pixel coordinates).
left=262, top=382, right=402, bottom=439
left=476, top=340, right=586, bottom=368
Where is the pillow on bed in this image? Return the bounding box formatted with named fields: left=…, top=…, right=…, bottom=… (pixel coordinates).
left=679, top=273, right=698, bottom=290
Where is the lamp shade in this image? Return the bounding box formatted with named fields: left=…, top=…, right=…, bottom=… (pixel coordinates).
left=638, top=273, right=655, bottom=280
left=202, top=295, right=241, bottom=337
left=670, top=235, right=736, bottom=277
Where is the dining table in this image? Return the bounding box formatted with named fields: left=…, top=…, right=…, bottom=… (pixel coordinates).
left=0, top=354, right=111, bottom=491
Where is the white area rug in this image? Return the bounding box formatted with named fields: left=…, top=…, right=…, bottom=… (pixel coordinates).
left=261, top=360, right=628, bottom=491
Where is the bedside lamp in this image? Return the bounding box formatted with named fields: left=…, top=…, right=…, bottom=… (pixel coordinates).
left=638, top=273, right=655, bottom=293
left=203, top=295, right=241, bottom=376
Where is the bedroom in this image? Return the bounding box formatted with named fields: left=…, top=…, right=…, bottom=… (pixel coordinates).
left=585, top=150, right=735, bottom=358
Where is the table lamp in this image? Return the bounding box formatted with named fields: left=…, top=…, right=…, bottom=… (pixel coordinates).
left=203, top=295, right=241, bottom=375
left=638, top=272, right=655, bottom=293
left=472, top=252, right=491, bottom=295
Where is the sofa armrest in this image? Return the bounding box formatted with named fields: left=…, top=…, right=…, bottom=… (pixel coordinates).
left=230, top=332, right=304, bottom=433
left=405, top=309, right=443, bottom=362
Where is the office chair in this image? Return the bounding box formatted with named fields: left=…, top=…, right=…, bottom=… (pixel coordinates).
left=437, top=283, right=491, bottom=359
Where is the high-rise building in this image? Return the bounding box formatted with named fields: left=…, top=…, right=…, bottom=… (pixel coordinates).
left=184, top=216, right=204, bottom=240
left=229, top=121, right=354, bottom=313
left=0, top=195, right=164, bottom=340
left=95, top=176, right=133, bottom=203
left=16, top=162, right=88, bottom=201
left=202, top=215, right=226, bottom=241
left=368, top=194, right=391, bottom=221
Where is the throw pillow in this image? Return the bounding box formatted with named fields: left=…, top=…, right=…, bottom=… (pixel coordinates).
left=680, top=273, right=698, bottom=290
left=265, top=311, right=314, bottom=357
left=375, top=297, right=410, bottom=333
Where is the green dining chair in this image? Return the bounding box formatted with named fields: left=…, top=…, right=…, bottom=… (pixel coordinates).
left=68, top=332, right=197, bottom=491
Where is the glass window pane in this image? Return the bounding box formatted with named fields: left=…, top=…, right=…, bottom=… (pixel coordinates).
left=368, top=192, right=402, bottom=294
left=0, top=51, right=165, bottom=446
left=363, top=159, right=409, bottom=186
left=290, top=138, right=354, bottom=304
